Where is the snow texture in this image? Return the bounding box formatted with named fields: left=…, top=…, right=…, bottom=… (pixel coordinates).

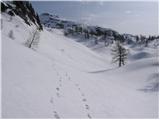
left=1, top=13, right=159, bottom=118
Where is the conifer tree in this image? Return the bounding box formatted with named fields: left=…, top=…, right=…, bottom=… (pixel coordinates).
left=112, top=41, right=128, bottom=67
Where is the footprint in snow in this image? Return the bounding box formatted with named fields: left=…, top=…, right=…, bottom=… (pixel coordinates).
left=82, top=98, right=87, bottom=102
left=87, top=113, right=92, bottom=119
left=53, top=111, right=60, bottom=119
left=56, top=87, right=60, bottom=91
left=85, top=104, right=90, bottom=110
left=50, top=97, right=59, bottom=118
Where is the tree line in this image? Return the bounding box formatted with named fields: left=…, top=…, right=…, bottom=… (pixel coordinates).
left=63, top=24, right=158, bottom=48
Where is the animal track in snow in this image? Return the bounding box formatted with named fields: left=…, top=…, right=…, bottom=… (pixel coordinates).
left=50, top=97, right=61, bottom=119
left=82, top=98, right=87, bottom=102
left=73, top=82, right=92, bottom=118
left=87, top=113, right=92, bottom=119
left=56, top=87, right=60, bottom=91
left=85, top=104, right=90, bottom=110
left=53, top=111, right=60, bottom=119
left=54, top=71, right=93, bottom=118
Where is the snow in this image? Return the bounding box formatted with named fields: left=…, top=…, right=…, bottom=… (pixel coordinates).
left=1, top=13, right=159, bottom=118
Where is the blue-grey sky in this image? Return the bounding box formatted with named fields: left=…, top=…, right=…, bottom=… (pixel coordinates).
left=31, top=1, right=158, bottom=35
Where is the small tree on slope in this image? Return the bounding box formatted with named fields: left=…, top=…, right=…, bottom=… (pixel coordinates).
left=111, top=41, right=128, bottom=67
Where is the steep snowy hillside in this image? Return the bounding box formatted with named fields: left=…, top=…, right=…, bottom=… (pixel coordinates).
left=2, top=11, right=158, bottom=118
left=1, top=1, right=42, bottom=30
left=1, top=1, right=159, bottom=118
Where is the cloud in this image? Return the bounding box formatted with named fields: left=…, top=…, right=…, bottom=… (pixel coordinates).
left=80, top=0, right=104, bottom=5
left=99, top=1, right=104, bottom=6
left=125, top=10, right=132, bottom=14
left=80, top=13, right=98, bottom=24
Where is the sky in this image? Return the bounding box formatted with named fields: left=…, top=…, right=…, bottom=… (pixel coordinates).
left=31, top=1, right=159, bottom=36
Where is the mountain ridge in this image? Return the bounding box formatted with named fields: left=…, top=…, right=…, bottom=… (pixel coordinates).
left=40, top=12, right=158, bottom=48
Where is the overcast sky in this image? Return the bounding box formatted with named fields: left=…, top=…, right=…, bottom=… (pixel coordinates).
left=31, top=1, right=158, bottom=36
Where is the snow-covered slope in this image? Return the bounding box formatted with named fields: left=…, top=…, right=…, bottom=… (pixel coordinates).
left=2, top=12, right=159, bottom=119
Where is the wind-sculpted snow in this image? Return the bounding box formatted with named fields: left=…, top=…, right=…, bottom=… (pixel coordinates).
left=2, top=13, right=159, bottom=118
left=129, top=52, right=152, bottom=60
left=139, top=73, right=159, bottom=92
